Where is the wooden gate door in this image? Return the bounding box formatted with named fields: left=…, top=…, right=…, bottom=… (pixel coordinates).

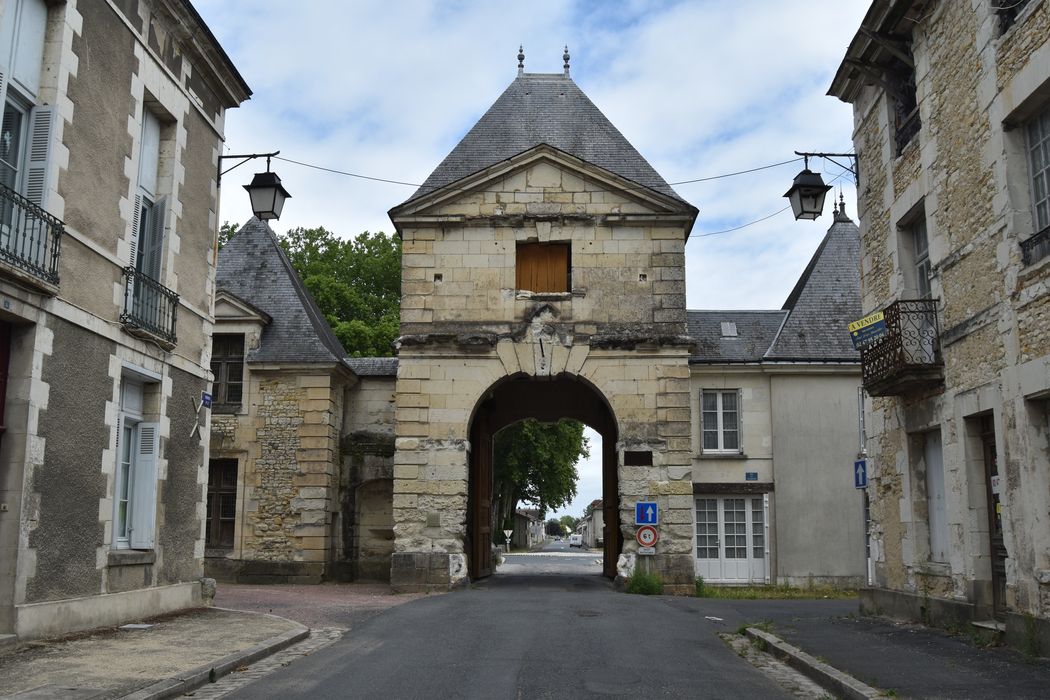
left=602, top=436, right=620, bottom=578
left=981, top=415, right=1006, bottom=619
left=469, top=408, right=493, bottom=579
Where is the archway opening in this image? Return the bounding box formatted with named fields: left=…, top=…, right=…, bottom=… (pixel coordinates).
left=467, top=373, right=621, bottom=580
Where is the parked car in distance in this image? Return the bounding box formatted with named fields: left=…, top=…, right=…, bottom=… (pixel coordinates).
left=568, top=534, right=583, bottom=548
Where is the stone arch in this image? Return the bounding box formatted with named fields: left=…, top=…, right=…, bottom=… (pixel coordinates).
left=466, top=371, right=621, bottom=579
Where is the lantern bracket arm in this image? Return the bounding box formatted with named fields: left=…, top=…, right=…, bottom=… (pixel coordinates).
left=794, top=150, right=858, bottom=182
left=217, top=151, right=281, bottom=185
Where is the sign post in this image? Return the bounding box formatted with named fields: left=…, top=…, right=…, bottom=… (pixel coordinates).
left=503, top=529, right=513, bottom=555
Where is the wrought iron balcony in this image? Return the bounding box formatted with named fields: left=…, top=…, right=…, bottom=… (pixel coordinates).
left=121, top=267, right=178, bottom=347
left=1021, top=225, right=1050, bottom=267
left=0, top=182, right=63, bottom=289
left=861, top=298, right=943, bottom=397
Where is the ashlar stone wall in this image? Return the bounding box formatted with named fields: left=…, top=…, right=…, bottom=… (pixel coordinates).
left=390, top=152, right=696, bottom=591
left=849, top=0, right=1050, bottom=639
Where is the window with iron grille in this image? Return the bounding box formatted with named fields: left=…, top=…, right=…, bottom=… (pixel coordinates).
left=516, top=242, right=570, bottom=293
left=211, top=334, right=244, bottom=411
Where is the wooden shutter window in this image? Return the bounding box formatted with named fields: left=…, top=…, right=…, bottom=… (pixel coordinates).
left=129, top=422, right=159, bottom=549
left=516, top=242, right=569, bottom=293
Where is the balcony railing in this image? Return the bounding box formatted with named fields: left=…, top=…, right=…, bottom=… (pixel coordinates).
left=1021, top=225, right=1050, bottom=267
left=121, top=266, right=178, bottom=347
left=861, top=298, right=943, bottom=396
left=0, top=182, right=63, bottom=288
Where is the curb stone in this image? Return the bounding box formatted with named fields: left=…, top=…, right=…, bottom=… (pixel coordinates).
left=744, top=627, right=883, bottom=700
left=120, top=611, right=310, bottom=700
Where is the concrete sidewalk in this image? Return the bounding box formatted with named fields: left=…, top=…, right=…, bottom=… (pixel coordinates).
left=0, top=582, right=424, bottom=699
left=761, top=612, right=1050, bottom=699
left=0, top=607, right=306, bottom=699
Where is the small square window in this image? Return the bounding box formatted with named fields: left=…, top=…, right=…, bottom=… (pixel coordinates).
left=516, top=242, right=570, bottom=293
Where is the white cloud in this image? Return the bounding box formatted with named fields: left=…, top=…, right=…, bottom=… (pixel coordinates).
left=197, top=0, right=865, bottom=311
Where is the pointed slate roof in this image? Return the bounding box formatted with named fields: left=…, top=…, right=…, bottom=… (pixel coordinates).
left=216, top=218, right=347, bottom=364
left=403, top=72, right=690, bottom=207
left=764, top=205, right=862, bottom=361
left=687, top=204, right=861, bottom=364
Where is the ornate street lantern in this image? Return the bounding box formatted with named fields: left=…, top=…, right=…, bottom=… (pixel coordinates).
left=243, top=170, right=291, bottom=221
left=784, top=167, right=832, bottom=220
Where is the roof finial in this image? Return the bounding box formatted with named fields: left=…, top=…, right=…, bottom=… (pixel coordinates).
left=563, top=45, right=570, bottom=77
left=517, top=45, right=525, bottom=76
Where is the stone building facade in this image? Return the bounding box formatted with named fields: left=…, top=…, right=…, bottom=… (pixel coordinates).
left=689, top=203, right=867, bottom=587
left=0, top=0, right=249, bottom=641
left=206, top=60, right=870, bottom=595
left=830, top=0, right=1050, bottom=650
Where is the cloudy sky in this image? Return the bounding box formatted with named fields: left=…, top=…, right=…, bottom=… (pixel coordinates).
left=195, top=0, right=867, bottom=521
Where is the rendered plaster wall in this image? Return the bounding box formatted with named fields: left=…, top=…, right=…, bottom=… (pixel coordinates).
left=689, top=370, right=773, bottom=483
left=850, top=0, right=1050, bottom=626
left=27, top=318, right=109, bottom=603
left=771, top=373, right=866, bottom=585
left=157, top=366, right=208, bottom=585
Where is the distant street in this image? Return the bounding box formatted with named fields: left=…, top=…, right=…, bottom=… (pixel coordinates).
left=496, top=537, right=604, bottom=576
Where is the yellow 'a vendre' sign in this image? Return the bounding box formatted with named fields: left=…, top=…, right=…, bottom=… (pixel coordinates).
left=848, top=311, right=887, bottom=350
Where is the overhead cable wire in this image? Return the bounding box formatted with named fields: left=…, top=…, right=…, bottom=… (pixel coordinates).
left=694, top=166, right=854, bottom=238
left=272, top=154, right=806, bottom=191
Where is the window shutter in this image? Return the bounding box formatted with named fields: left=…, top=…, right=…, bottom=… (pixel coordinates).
left=25, top=104, right=53, bottom=209
left=129, top=193, right=142, bottom=266
left=0, top=66, right=9, bottom=123
left=129, top=422, right=159, bottom=549
left=144, top=196, right=166, bottom=279
left=698, top=391, right=705, bottom=453
left=737, top=388, right=744, bottom=454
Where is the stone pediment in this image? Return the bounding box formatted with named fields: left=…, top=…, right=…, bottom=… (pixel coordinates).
left=215, top=289, right=272, bottom=325
left=390, top=146, right=691, bottom=223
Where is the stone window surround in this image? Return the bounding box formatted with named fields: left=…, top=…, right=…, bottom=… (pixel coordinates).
left=894, top=200, right=936, bottom=302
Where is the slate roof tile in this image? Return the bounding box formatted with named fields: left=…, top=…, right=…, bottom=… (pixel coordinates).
left=216, top=218, right=346, bottom=365
left=403, top=72, right=691, bottom=207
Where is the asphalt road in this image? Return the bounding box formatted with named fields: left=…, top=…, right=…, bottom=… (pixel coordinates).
left=496, top=537, right=604, bottom=576
left=225, top=567, right=795, bottom=699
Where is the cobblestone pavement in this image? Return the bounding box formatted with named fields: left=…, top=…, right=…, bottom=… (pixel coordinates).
left=212, top=581, right=426, bottom=630
left=182, top=629, right=346, bottom=699
left=722, top=633, right=831, bottom=699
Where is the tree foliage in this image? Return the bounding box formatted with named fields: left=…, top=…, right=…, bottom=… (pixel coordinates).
left=278, top=226, right=402, bottom=357
left=545, top=519, right=563, bottom=536
left=217, top=221, right=239, bottom=251
left=559, top=515, right=579, bottom=534
left=492, top=419, right=588, bottom=541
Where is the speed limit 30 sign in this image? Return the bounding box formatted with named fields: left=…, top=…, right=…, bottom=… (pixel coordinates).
left=635, top=525, right=659, bottom=548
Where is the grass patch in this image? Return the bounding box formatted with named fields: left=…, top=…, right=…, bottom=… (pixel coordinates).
left=695, top=583, right=858, bottom=600
left=625, top=568, right=663, bottom=595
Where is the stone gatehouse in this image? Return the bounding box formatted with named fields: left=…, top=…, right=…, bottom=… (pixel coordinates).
left=209, top=58, right=867, bottom=593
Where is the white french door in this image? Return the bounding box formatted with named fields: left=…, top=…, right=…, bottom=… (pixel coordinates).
left=695, top=495, right=768, bottom=583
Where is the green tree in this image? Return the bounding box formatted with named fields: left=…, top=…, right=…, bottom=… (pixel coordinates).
left=559, top=515, right=579, bottom=535
left=492, top=419, right=588, bottom=543
left=545, top=519, right=563, bottom=536
left=217, top=221, right=240, bottom=250
left=278, top=227, right=402, bottom=357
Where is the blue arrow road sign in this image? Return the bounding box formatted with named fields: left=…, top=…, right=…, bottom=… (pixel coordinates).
left=635, top=501, right=658, bottom=525
left=854, top=459, right=868, bottom=489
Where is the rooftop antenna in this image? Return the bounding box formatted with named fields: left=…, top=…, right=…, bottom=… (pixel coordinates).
left=517, top=45, right=525, bottom=76
left=563, top=45, right=570, bottom=77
